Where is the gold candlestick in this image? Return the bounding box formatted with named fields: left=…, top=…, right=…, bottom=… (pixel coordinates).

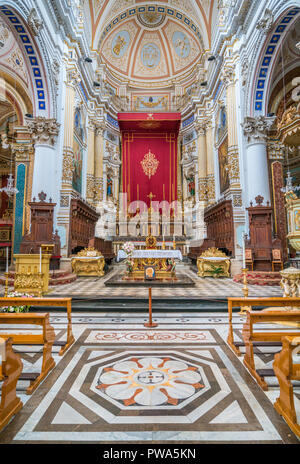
left=4, top=272, right=9, bottom=297
left=37, top=272, right=43, bottom=298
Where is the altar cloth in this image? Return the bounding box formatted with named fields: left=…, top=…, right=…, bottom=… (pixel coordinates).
left=117, top=250, right=183, bottom=262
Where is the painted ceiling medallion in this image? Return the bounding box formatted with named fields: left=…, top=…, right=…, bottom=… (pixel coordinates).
left=172, top=31, right=191, bottom=58
left=96, top=357, right=204, bottom=406
left=111, top=30, right=130, bottom=58
left=137, top=12, right=166, bottom=28
left=141, top=43, right=161, bottom=68
left=141, top=150, right=160, bottom=179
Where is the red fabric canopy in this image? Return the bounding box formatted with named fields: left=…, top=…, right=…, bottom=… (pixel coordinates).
left=118, top=113, right=181, bottom=209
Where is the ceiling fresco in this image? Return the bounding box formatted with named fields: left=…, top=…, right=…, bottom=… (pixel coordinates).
left=99, top=12, right=203, bottom=86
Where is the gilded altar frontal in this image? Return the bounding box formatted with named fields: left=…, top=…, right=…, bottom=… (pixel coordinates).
left=0, top=0, right=299, bottom=453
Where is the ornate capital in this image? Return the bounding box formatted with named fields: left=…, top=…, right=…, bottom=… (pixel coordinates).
left=195, top=122, right=207, bottom=136
left=95, top=126, right=104, bottom=138
left=256, top=8, right=274, bottom=34
left=242, top=116, right=276, bottom=143
left=26, top=117, right=60, bottom=146
left=66, top=69, right=81, bottom=88
left=27, top=8, right=43, bottom=36
left=221, top=64, right=236, bottom=87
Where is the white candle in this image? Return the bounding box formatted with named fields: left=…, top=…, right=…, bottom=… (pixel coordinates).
left=6, top=247, right=8, bottom=273
left=39, top=247, right=42, bottom=273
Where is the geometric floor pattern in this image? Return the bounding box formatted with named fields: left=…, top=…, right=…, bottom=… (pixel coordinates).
left=47, top=266, right=283, bottom=298
left=0, top=312, right=299, bottom=444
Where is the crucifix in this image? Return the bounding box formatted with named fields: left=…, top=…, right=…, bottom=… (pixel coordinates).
left=147, top=192, right=156, bottom=213
left=147, top=192, right=156, bottom=235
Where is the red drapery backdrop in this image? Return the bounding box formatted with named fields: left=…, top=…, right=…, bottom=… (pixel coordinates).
left=118, top=113, right=181, bottom=210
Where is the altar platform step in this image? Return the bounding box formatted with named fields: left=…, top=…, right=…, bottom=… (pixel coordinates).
left=0, top=269, right=77, bottom=287
left=33, top=297, right=229, bottom=312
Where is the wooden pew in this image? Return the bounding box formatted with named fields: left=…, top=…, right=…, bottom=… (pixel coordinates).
left=273, top=336, right=300, bottom=438
left=0, top=298, right=74, bottom=356
left=0, top=313, right=56, bottom=394
left=0, top=337, right=23, bottom=431
left=227, top=297, right=300, bottom=356
left=242, top=310, right=300, bottom=390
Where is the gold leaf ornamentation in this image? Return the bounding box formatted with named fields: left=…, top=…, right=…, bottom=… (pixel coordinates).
left=141, top=150, right=159, bottom=179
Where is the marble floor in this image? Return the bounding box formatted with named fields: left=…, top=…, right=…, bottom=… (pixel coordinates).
left=0, top=312, right=299, bottom=444
left=47, top=266, right=283, bottom=298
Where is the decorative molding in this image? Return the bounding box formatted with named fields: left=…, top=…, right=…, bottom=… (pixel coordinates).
left=241, top=59, right=249, bottom=87
left=26, top=117, right=60, bottom=146
left=256, top=8, right=274, bottom=34
left=60, top=195, right=69, bottom=207
left=242, top=116, right=276, bottom=143
left=220, top=64, right=235, bottom=87
left=227, top=147, right=240, bottom=184
left=11, top=143, right=34, bottom=162
left=27, top=8, right=44, bottom=36
left=94, top=177, right=103, bottom=203
left=232, top=194, right=242, bottom=207
left=206, top=174, right=215, bottom=203
left=62, top=148, right=74, bottom=184
left=267, top=139, right=285, bottom=160
left=198, top=177, right=208, bottom=202
left=86, top=173, right=95, bottom=201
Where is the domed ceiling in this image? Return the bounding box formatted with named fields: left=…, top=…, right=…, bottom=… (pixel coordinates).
left=89, top=2, right=213, bottom=88
left=99, top=10, right=203, bottom=86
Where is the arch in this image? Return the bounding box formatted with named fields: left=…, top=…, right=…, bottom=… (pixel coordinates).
left=249, top=4, right=300, bottom=116
left=0, top=4, right=53, bottom=118
left=0, top=69, right=33, bottom=124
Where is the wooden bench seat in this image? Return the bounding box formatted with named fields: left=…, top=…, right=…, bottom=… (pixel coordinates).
left=242, top=310, right=300, bottom=391
left=227, top=297, right=300, bottom=356
left=0, top=298, right=74, bottom=356
left=273, top=336, right=300, bottom=438
left=0, top=337, right=23, bottom=431
left=0, top=313, right=56, bottom=394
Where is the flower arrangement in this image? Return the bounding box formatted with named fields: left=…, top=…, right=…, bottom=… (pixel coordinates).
left=1, top=291, right=34, bottom=313
left=122, top=242, right=135, bottom=274
left=122, top=242, right=135, bottom=255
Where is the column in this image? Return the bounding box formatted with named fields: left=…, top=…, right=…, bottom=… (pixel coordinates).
left=196, top=123, right=207, bottom=204
left=26, top=117, right=60, bottom=207
left=86, top=118, right=95, bottom=204
left=205, top=120, right=215, bottom=205
left=11, top=138, right=34, bottom=254
left=242, top=116, right=275, bottom=206
left=61, top=70, right=79, bottom=188
left=94, top=127, right=104, bottom=206
left=57, top=68, right=80, bottom=258
left=221, top=64, right=241, bottom=188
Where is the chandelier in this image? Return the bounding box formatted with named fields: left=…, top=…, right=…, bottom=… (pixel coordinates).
left=0, top=171, right=19, bottom=197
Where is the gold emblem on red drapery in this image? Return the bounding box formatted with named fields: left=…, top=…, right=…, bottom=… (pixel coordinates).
left=141, top=149, right=160, bottom=179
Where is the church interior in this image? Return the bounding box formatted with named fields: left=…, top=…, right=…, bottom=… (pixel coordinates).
left=0, top=0, right=299, bottom=448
